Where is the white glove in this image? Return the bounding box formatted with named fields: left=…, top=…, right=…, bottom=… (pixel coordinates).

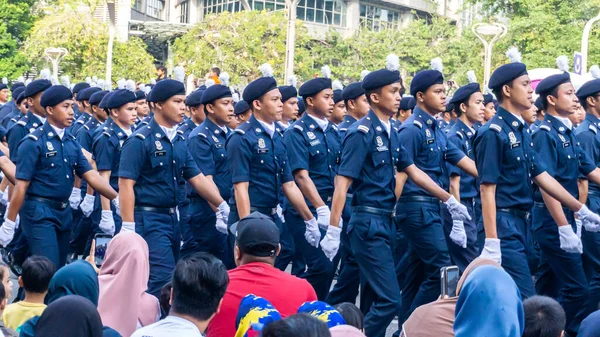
left=304, top=218, right=321, bottom=248
left=79, top=194, right=95, bottom=217
left=99, top=210, right=115, bottom=235
left=276, top=204, right=285, bottom=223
left=112, top=197, right=121, bottom=216
left=0, top=189, right=7, bottom=206
left=0, top=219, right=16, bottom=247
left=320, top=225, right=342, bottom=261
left=444, top=196, right=472, bottom=221
left=121, top=221, right=135, bottom=233
left=316, top=206, right=331, bottom=231
left=217, top=201, right=230, bottom=225
left=480, top=238, right=502, bottom=265
left=449, top=220, right=467, bottom=248
left=576, top=205, right=600, bottom=229
left=558, top=225, right=583, bottom=254
left=215, top=212, right=228, bottom=234
left=576, top=219, right=583, bottom=238
left=69, top=188, right=82, bottom=210
left=3, top=203, right=19, bottom=229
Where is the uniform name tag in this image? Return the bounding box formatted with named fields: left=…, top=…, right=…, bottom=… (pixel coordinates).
left=510, top=142, right=521, bottom=149
left=310, top=140, right=321, bottom=146
left=563, top=142, right=571, bottom=148
left=376, top=146, right=389, bottom=152
left=45, top=151, right=57, bottom=158
left=257, top=149, right=269, bottom=154
left=154, top=150, right=167, bottom=157
left=426, top=138, right=434, bottom=145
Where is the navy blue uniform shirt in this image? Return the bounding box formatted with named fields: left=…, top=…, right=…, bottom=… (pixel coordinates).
left=93, top=124, right=129, bottom=191
left=338, top=115, right=357, bottom=140
left=7, top=111, right=44, bottom=163
left=71, top=112, right=91, bottom=135
left=76, top=116, right=101, bottom=152
left=575, top=114, right=600, bottom=194
left=447, top=119, right=478, bottom=199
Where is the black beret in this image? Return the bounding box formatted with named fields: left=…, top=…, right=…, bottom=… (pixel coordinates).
left=135, top=90, right=146, bottom=100
left=24, top=80, right=52, bottom=98
left=234, top=100, right=251, bottom=116
left=12, top=87, right=24, bottom=101
left=77, top=87, right=102, bottom=101
left=16, top=92, right=25, bottom=105
left=40, top=85, right=73, bottom=108
left=10, top=82, right=24, bottom=93
left=73, top=82, right=91, bottom=94
left=446, top=102, right=455, bottom=113
left=0, top=84, right=7, bottom=91
left=243, top=77, right=277, bottom=104
left=577, top=79, right=600, bottom=101
left=535, top=72, right=571, bottom=96
left=200, top=84, right=232, bottom=105
left=489, top=63, right=528, bottom=91
left=450, top=83, right=481, bottom=105
left=89, top=90, right=109, bottom=106
left=534, top=96, right=544, bottom=111
left=299, top=78, right=332, bottom=98
left=342, top=82, right=365, bottom=101
left=148, top=79, right=185, bottom=103
left=483, top=93, right=494, bottom=106
left=410, top=70, right=444, bottom=96
left=99, top=91, right=112, bottom=110
left=298, top=97, right=305, bottom=114
left=145, top=84, right=155, bottom=89
left=278, top=85, right=297, bottom=103
left=185, top=89, right=205, bottom=107
left=363, top=69, right=402, bottom=91
left=106, top=89, right=137, bottom=109
left=400, top=96, right=416, bottom=111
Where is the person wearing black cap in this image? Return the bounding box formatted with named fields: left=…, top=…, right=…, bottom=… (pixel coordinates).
left=15, top=91, right=27, bottom=117
left=397, top=95, right=415, bottom=124
left=530, top=96, right=545, bottom=132
left=180, top=87, right=207, bottom=139
left=482, top=92, right=496, bottom=124
left=328, top=54, right=471, bottom=337
left=4, top=87, right=26, bottom=129
left=530, top=72, right=600, bottom=335
left=337, top=81, right=369, bottom=140
left=278, top=77, right=299, bottom=130
left=328, top=80, right=346, bottom=126
left=118, top=78, right=230, bottom=297
left=575, top=77, right=600, bottom=318
left=0, top=83, right=8, bottom=107
left=282, top=65, right=342, bottom=300
left=0, top=83, right=24, bottom=125
left=0, top=85, right=117, bottom=268
left=182, top=77, right=235, bottom=264
left=135, top=87, right=150, bottom=124
left=233, top=100, right=251, bottom=126
left=71, top=87, right=102, bottom=136
left=473, top=50, right=600, bottom=303
left=522, top=102, right=538, bottom=127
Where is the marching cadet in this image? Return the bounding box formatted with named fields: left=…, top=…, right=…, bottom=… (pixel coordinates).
left=282, top=66, right=342, bottom=300
left=297, top=97, right=306, bottom=118
left=326, top=54, right=471, bottom=337
left=278, top=77, right=299, bottom=130
left=531, top=72, right=600, bottom=335
left=575, top=76, right=600, bottom=323
left=530, top=97, right=545, bottom=132
left=15, top=91, right=27, bottom=117
left=395, top=60, right=478, bottom=317
left=328, top=80, right=346, bottom=126
left=0, top=85, right=118, bottom=268
left=226, top=64, right=325, bottom=275
left=72, top=82, right=91, bottom=117
left=135, top=86, right=150, bottom=124
left=396, top=95, right=415, bottom=124
left=0, top=82, right=24, bottom=125
left=474, top=49, right=600, bottom=301
left=71, top=87, right=102, bottom=135
left=3, top=87, right=25, bottom=129
left=444, top=73, right=485, bottom=272
left=482, top=91, right=496, bottom=124
left=233, top=100, right=252, bottom=126
left=325, top=79, right=369, bottom=306
left=118, top=79, right=230, bottom=297
left=183, top=77, right=233, bottom=264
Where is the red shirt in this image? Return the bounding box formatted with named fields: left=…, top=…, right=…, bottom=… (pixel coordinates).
left=206, top=262, right=317, bottom=337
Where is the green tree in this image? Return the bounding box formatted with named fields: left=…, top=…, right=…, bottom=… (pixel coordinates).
left=0, top=0, right=36, bottom=78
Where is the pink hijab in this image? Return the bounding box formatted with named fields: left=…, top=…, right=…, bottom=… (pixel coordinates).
left=97, top=232, right=159, bottom=337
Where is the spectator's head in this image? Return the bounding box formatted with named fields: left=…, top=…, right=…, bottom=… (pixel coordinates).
left=210, top=66, right=221, bottom=78
left=35, top=295, right=103, bottom=337
left=160, top=282, right=173, bottom=318
left=19, top=256, right=55, bottom=295
left=335, top=303, right=364, bottom=331
left=579, top=310, right=600, bottom=337
left=234, top=212, right=281, bottom=267
left=261, top=313, right=331, bottom=337
left=156, top=65, right=167, bottom=79
left=0, top=281, right=7, bottom=315
left=522, top=296, right=565, bottom=337
left=0, top=262, right=12, bottom=300
left=170, top=252, right=229, bottom=332
left=47, top=260, right=99, bottom=306
left=330, top=325, right=366, bottom=337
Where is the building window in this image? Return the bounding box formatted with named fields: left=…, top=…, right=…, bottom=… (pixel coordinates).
left=360, top=4, right=402, bottom=31
left=203, top=0, right=243, bottom=15
left=297, top=0, right=346, bottom=27
left=133, top=0, right=144, bottom=12
left=178, top=1, right=189, bottom=22
left=146, top=0, right=165, bottom=18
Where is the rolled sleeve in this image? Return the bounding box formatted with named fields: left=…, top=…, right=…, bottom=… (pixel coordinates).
left=118, top=137, right=145, bottom=181
left=75, top=145, right=93, bottom=178
left=227, top=134, right=251, bottom=184
left=396, top=145, right=414, bottom=172
left=7, top=126, right=26, bottom=163
left=182, top=149, right=202, bottom=180
left=445, top=138, right=466, bottom=166
left=447, top=136, right=464, bottom=176
left=188, top=136, right=215, bottom=176
left=283, top=130, right=309, bottom=172
left=15, top=139, right=39, bottom=181
left=576, top=131, right=599, bottom=178
left=338, top=131, right=368, bottom=179
left=475, top=130, right=502, bottom=184
left=93, top=136, right=115, bottom=171
left=397, top=127, right=420, bottom=162
left=532, top=131, right=557, bottom=177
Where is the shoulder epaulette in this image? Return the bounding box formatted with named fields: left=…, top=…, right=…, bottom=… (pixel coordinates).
left=339, top=128, right=348, bottom=132
left=177, top=129, right=184, bottom=134
left=332, top=125, right=338, bottom=131
left=490, top=124, right=502, bottom=133
left=9, top=118, right=16, bottom=123
left=456, top=131, right=464, bottom=139
left=26, top=133, right=37, bottom=141
left=68, top=134, right=76, bottom=140
left=357, top=125, right=369, bottom=133
left=294, top=125, right=303, bottom=132
left=135, top=133, right=146, bottom=139
left=590, top=125, right=597, bottom=134
left=83, top=125, right=90, bottom=131
left=76, top=120, right=84, bottom=124
left=234, top=128, right=245, bottom=134
left=16, top=120, right=26, bottom=126
left=198, top=132, right=207, bottom=138
left=413, top=120, right=422, bottom=129
left=539, top=125, right=551, bottom=132
left=102, top=131, right=111, bottom=137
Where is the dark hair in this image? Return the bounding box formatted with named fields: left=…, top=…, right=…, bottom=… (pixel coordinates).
left=522, top=296, right=566, bottom=337
left=170, top=252, right=229, bottom=321
left=159, top=282, right=172, bottom=319
left=21, top=256, right=55, bottom=293
left=156, top=65, right=167, bottom=73
left=211, top=67, right=221, bottom=76
left=261, top=313, right=331, bottom=337
left=365, top=88, right=382, bottom=105
left=492, top=80, right=514, bottom=104
left=335, top=302, right=364, bottom=330
left=0, top=279, right=5, bottom=301
left=541, top=87, right=560, bottom=111
left=454, top=97, right=471, bottom=117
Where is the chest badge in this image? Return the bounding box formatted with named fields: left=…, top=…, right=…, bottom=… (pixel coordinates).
left=558, top=134, right=566, bottom=143
left=512, top=121, right=519, bottom=127
left=559, top=127, right=565, bottom=132
left=212, top=135, right=219, bottom=143
left=309, top=124, right=315, bottom=130
left=307, top=131, right=316, bottom=140
left=376, top=136, right=383, bottom=147
left=375, top=126, right=382, bottom=132
left=155, top=140, right=163, bottom=150
left=508, top=132, right=517, bottom=144
left=46, top=142, right=54, bottom=151
left=258, top=138, right=266, bottom=149
left=33, top=123, right=38, bottom=127
left=425, top=129, right=432, bottom=137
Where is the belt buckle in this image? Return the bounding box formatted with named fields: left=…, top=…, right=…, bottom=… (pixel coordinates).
left=61, top=202, right=68, bottom=209
left=271, top=208, right=277, bottom=216
left=169, top=208, right=176, bottom=215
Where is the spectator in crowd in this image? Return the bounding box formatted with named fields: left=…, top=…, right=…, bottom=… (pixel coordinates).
left=522, top=296, right=566, bottom=337
left=97, top=232, right=160, bottom=337
left=34, top=295, right=103, bottom=337
left=330, top=325, right=366, bottom=337
left=0, top=282, right=17, bottom=337
left=156, top=66, right=167, bottom=82
left=2, top=256, right=55, bottom=330
left=207, top=213, right=317, bottom=337
left=261, top=313, right=331, bottom=337
left=454, top=265, right=524, bottom=337
left=0, top=262, right=12, bottom=301
left=335, top=303, right=364, bottom=332
left=235, top=294, right=282, bottom=336
left=209, top=66, right=221, bottom=84
left=131, top=253, right=229, bottom=337
left=579, top=310, right=600, bottom=337
left=297, top=301, right=346, bottom=329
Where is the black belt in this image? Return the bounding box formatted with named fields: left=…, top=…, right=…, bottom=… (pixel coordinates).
left=398, top=196, right=439, bottom=204
left=188, top=197, right=208, bottom=204
left=352, top=206, right=394, bottom=217
left=588, top=190, right=600, bottom=198
left=25, top=196, right=68, bottom=210
left=462, top=197, right=474, bottom=204
left=533, top=202, right=572, bottom=214
left=230, top=205, right=277, bottom=216
left=134, top=206, right=177, bottom=214
left=498, top=208, right=530, bottom=220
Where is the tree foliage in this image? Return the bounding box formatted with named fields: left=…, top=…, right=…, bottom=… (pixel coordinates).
left=0, top=0, right=36, bottom=78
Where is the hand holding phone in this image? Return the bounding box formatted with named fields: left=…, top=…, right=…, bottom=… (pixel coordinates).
left=440, top=265, right=460, bottom=298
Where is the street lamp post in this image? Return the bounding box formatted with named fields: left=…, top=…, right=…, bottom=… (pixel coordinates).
left=284, top=0, right=300, bottom=84
left=43, top=47, right=68, bottom=77
left=472, top=23, right=507, bottom=87
left=581, top=10, right=600, bottom=75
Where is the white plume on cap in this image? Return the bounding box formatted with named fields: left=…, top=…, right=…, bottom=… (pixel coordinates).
left=466, top=70, right=477, bottom=84
left=60, top=75, right=70, bottom=87
left=40, top=69, right=51, bottom=80
left=332, top=80, right=343, bottom=91
left=232, top=92, right=240, bottom=103
left=116, top=78, right=126, bottom=90
left=92, top=76, right=98, bottom=83
left=96, top=79, right=106, bottom=90
left=150, top=78, right=156, bottom=85
left=556, top=55, right=569, bottom=72
left=85, top=76, right=92, bottom=84
left=430, top=57, right=443, bottom=72
left=125, top=80, right=136, bottom=92
left=16, top=76, right=24, bottom=83
left=70, top=84, right=75, bottom=90
left=174, top=66, right=185, bottom=83
left=321, top=65, right=331, bottom=79
left=288, top=75, right=297, bottom=88
left=219, top=72, right=230, bottom=87
left=591, top=65, right=600, bottom=79
left=506, top=47, right=522, bottom=63
left=360, top=70, right=370, bottom=81
left=1, top=78, right=7, bottom=85
left=259, top=63, right=274, bottom=78
left=24, top=79, right=31, bottom=86
left=205, top=79, right=216, bottom=88
left=484, top=86, right=493, bottom=94
left=50, top=75, right=59, bottom=85
left=142, top=85, right=151, bottom=95
left=386, top=54, right=400, bottom=72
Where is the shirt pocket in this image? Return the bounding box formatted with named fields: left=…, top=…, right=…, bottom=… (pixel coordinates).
left=371, top=151, right=391, bottom=179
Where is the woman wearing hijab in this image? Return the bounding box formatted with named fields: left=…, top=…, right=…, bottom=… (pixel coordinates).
left=98, top=232, right=160, bottom=337
left=35, top=295, right=103, bottom=337
left=454, top=265, right=525, bottom=337
left=579, top=310, right=600, bottom=337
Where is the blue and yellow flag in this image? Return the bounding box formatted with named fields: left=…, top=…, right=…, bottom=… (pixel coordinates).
left=297, top=301, right=346, bottom=328
left=235, top=294, right=282, bottom=337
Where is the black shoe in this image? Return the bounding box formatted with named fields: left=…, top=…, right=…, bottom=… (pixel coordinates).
left=1, top=248, right=21, bottom=277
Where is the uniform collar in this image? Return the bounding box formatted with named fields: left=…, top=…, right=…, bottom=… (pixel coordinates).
left=148, top=117, right=172, bottom=142
left=113, top=125, right=130, bottom=139
left=306, top=112, right=329, bottom=131
left=26, top=110, right=44, bottom=125
left=249, top=115, right=274, bottom=138
left=456, top=119, right=475, bottom=139
left=299, top=113, right=331, bottom=133
left=343, top=114, right=357, bottom=125
left=41, top=122, right=69, bottom=141
left=366, top=110, right=390, bottom=138
left=545, top=114, right=571, bottom=134
left=534, top=119, right=543, bottom=126
left=276, top=121, right=288, bottom=132
left=203, top=117, right=228, bottom=137
left=413, top=106, right=437, bottom=129
left=585, top=113, right=600, bottom=127
left=497, top=107, right=524, bottom=132
left=185, top=117, right=198, bottom=129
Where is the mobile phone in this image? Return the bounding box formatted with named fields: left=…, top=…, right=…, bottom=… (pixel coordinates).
left=94, top=233, right=112, bottom=267
left=440, top=265, right=460, bottom=297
